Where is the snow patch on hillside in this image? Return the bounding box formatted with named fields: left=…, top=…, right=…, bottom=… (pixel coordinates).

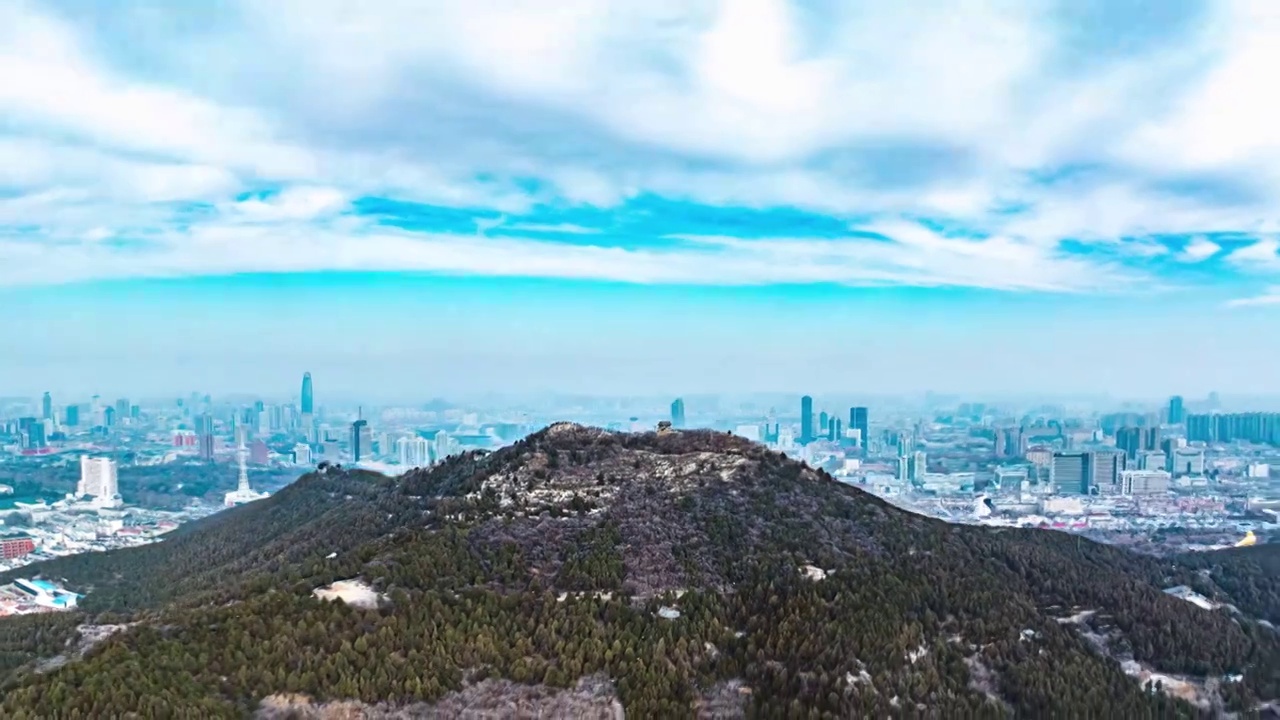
left=313, top=580, right=381, bottom=609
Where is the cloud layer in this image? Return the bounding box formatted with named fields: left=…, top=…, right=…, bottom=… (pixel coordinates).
left=4, top=0, right=1280, bottom=299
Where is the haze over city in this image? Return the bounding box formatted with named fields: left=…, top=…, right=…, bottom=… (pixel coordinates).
left=6, top=1, right=1280, bottom=395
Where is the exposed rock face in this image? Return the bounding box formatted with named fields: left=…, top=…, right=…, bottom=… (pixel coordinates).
left=256, top=674, right=624, bottom=719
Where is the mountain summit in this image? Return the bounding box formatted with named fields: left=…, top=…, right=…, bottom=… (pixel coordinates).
left=1, top=426, right=1277, bottom=717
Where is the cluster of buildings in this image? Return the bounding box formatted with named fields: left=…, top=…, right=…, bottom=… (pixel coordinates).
left=2, top=393, right=141, bottom=455
left=711, top=393, right=1277, bottom=554
left=5, top=383, right=1277, bottom=575
left=0, top=453, right=203, bottom=573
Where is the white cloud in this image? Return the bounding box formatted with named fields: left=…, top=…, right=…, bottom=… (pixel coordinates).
left=1119, top=1, right=1280, bottom=172
left=501, top=222, right=603, bottom=235
left=0, top=213, right=1141, bottom=293
left=1226, top=238, right=1280, bottom=270
left=1226, top=285, right=1280, bottom=307
left=5, top=0, right=1280, bottom=290
left=1178, top=236, right=1222, bottom=263
left=229, top=187, right=348, bottom=222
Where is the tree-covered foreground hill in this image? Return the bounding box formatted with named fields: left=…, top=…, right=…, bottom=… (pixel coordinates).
left=0, top=424, right=1277, bottom=718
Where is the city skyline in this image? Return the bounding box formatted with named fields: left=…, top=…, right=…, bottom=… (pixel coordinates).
left=7, top=2, right=1280, bottom=395
left=5, top=382, right=1277, bottom=411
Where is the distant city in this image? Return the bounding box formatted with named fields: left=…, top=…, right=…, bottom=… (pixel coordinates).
left=1, top=374, right=1277, bottom=615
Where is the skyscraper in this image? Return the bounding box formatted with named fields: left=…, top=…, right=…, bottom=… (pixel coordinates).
left=197, top=412, right=215, bottom=461
left=800, top=395, right=814, bottom=444
left=351, top=419, right=369, bottom=462
left=78, top=456, right=120, bottom=504
left=670, top=398, right=686, bottom=428
left=1115, top=426, right=1142, bottom=460
left=18, top=418, right=45, bottom=449
left=1089, top=449, right=1125, bottom=493
left=1168, top=395, right=1185, bottom=425
left=301, top=372, right=314, bottom=415
left=849, top=407, right=869, bottom=450
left=41, top=392, right=52, bottom=421
left=1050, top=451, right=1090, bottom=494
left=818, top=411, right=829, bottom=439
left=65, top=404, right=79, bottom=427
left=397, top=436, right=431, bottom=467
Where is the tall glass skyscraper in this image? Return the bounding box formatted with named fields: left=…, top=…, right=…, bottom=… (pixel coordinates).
left=800, top=395, right=814, bottom=444
left=301, top=372, right=314, bottom=415
left=849, top=406, right=869, bottom=449
left=670, top=398, right=686, bottom=428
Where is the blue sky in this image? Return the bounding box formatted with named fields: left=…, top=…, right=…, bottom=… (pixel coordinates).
left=4, top=0, right=1280, bottom=398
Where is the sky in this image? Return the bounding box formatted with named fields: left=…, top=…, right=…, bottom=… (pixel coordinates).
left=5, top=0, right=1280, bottom=399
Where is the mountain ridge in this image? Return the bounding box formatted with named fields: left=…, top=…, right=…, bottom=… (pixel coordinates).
left=0, top=424, right=1277, bottom=718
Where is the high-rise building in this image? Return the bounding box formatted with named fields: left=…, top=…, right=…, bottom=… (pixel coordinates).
left=65, top=404, right=79, bottom=427
left=1180, top=412, right=1280, bottom=445
left=78, top=456, right=120, bottom=504
left=1168, top=395, right=1185, bottom=425
left=301, top=372, right=314, bottom=415
left=293, top=443, right=312, bottom=466
left=115, top=399, right=130, bottom=423
left=397, top=436, right=431, bottom=467
left=907, top=450, right=927, bottom=482
left=1089, top=450, right=1125, bottom=493
left=103, top=406, right=116, bottom=427
left=18, top=418, right=45, bottom=449
left=800, top=396, right=814, bottom=444
left=848, top=407, right=869, bottom=449
left=1142, top=426, right=1162, bottom=451
left=1186, top=413, right=1212, bottom=442
left=199, top=433, right=216, bottom=461
left=433, top=430, right=456, bottom=463
left=1050, top=451, right=1090, bottom=494
left=670, top=398, right=686, bottom=428
left=351, top=419, right=369, bottom=462
left=1115, top=427, right=1142, bottom=460
left=194, top=409, right=215, bottom=458
left=41, top=392, right=52, bottom=421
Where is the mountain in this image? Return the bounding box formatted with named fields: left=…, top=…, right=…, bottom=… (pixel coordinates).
left=1, top=424, right=1277, bottom=718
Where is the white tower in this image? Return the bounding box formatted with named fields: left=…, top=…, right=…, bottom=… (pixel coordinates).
left=237, top=438, right=250, bottom=494
left=225, top=437, right=268, bottom=507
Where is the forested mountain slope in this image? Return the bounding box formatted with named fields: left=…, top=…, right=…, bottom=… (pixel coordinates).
left=0, top=424, right=1276, bottom=718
